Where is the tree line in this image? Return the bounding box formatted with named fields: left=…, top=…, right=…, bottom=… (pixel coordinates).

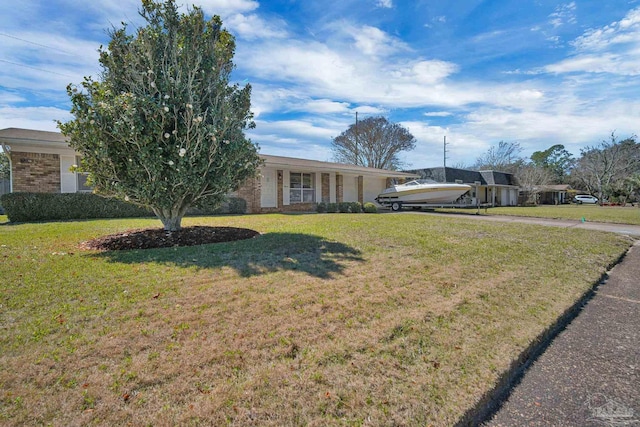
left=331, top=115, right=640, bottom=204
left=473, top=135, right=640, bottom=204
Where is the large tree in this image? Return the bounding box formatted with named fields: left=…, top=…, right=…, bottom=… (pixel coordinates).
left=58, top=0, right=260, bottom=231
left=516, top=164, right=553, bottom=205
left=530, top=144, right=574, bottom=183
left=473, top=141, right=523, bottom=174
left=0, top=151, right=9, bottom=181
left=331, top=116, right=416, bottom=170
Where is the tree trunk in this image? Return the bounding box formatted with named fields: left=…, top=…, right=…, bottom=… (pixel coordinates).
left=153, top=206, right=186, bottom=231
left=159, top=215, right=182, bottom=232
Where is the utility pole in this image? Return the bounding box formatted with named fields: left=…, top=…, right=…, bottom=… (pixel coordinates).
left=443, top=135, right=448, bottom=168
left=354, top=111, right=358, bottom=166
left=443, top=135, right=449, bottom=182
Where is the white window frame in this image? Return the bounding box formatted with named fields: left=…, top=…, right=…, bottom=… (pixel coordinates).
left=289, top=172, right=315, bottom=204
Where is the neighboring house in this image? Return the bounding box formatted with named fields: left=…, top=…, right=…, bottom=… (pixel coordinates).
left=536, top=184, right=573, bottom=205
left=0, top=127, right=415, bottom=213
left=404, top=166, right=519, bottom=207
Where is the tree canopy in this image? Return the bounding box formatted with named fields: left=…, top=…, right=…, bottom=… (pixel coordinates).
left=530, top=144, right=574, bottom=184
left=571, top=133, right=640, bottom=202
left=58, top=0, right=260, bottom=231
left=331, top=116, right=416, bottom=170
left=0, top=151, right=9, bottom=181
left=473, top=141, right=523, bottom=174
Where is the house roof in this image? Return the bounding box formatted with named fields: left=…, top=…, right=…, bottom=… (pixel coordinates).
left=262, top=154, right=416, bottom=178
left=405, top=166, right=518, bottom=187
left=538, top=184, right=572, bottom=191
left=0, top=127, right=415, bottom=179
left=0, top=127, right=72, bottom=153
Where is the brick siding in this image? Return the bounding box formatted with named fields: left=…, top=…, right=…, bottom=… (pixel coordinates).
left=10, top=152, right=60, bottom=193
left=321, top=173, right=330, bottom=203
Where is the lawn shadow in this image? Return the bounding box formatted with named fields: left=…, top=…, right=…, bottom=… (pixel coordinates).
left=87, top=232, right=364, bottom=279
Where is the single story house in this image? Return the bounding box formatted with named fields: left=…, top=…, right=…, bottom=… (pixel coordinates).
left=404, top=166, right=519, bottom=207
left=0, top=127, right=416, bottom=213
left=536, top=184, right=573, bottom=205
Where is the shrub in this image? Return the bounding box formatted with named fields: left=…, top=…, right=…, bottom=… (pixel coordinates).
left=326, top=203, right=338, bottom=213
left=316, top=202, right=327, bottom=213
left=349, top=202, right=363, bottom=213
left=1, top=192, right=152, bottom=223
left=363, top=202, right=378, bottom=213
left=338, top=202, right=351, bottom=213
left=188, top=196, right=247, bottom=215
left=227, top=197, right=247, bottom=214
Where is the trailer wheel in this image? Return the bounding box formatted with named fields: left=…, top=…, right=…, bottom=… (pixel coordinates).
left=391, top=202, right=402, bottom=212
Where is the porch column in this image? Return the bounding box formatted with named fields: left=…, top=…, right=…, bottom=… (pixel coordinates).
left=357, top=175, right=363, bottom=204
left=277, top=170, right=283, bottom=209
left=336, top=174, right=343, bottom=203
left=321, top=173, right=330, bottom=203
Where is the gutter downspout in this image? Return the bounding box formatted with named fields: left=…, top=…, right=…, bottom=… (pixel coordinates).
left=0, top=142, right=11, bottom=193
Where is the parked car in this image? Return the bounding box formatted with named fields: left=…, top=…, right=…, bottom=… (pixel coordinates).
left=574, top=195, right=598, bottom=204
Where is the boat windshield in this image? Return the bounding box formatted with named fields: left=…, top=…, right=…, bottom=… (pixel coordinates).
left=400, top=179, right=438, bottom=186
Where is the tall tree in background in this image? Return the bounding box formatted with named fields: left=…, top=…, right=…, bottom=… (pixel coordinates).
left=516, top=164, right=553, bottom=204
left=530, top=144, right=574, bottom=183
left=331, top=116, right=416, bottom=170
left=473, top=141, right=523, bottom=173
left=0, top=152, right=9, bottom=181
left=571, top=133, right=640, bottom=201
left=58, top=0, right=260, bottom=231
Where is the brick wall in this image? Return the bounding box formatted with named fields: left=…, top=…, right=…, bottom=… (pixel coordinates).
left=10, top=152, right=60, bottom=193
left=234, top=176, right=261, bottom=214
left=336, top=174, right=343, bottom=203
left=321, top=173, right=330, bottom=203
left=357, top=176, right=363, bottom=204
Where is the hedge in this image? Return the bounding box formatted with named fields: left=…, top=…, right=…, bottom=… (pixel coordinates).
left=0, top=192, right=246, bottom=223
left=316, top=201, right=375, bottom=213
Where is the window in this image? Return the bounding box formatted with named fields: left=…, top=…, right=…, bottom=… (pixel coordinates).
left=76, top=156, right=92, bottom=192
left=290, top=172, right=314, bottom=203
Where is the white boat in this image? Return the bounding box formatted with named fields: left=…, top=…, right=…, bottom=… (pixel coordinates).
left=375, top=179, right=471, bottom=209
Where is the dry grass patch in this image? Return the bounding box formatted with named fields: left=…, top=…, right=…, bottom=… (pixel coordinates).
left=0, top=214, right=632, bottom=426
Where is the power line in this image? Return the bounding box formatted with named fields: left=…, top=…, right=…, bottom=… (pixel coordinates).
left=0, top=59, right=76, bottom=79
left=0, top=32, right=76, bottom=56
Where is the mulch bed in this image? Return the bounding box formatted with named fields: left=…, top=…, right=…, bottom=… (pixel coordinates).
left=79, top=226, right=260, bottom=251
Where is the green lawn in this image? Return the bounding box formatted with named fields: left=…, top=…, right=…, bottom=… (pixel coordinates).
left=0, top=214, right=632, bottom=426
left=439, top=204, right=640, bottom=225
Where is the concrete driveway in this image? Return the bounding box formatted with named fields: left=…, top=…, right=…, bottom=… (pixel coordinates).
left=395, top=210, right=640, bottom=237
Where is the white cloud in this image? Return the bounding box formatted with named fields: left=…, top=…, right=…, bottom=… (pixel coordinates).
left=424, top=111, right=453, bottom=117
left=545, top=53, right=640, bottom=75
left=546, top=7, right=640, bottom=75
left=225, top=13, right=288, bottom=40
left=237, top=37, right=466, bottom=108
left=352, top=25, right=407, bottom=56
left=294, top=99, right=352, bottom=114
left=396, top=121, right=487, bottom=168
left=548, top=2, right=577, bottom=28
left=573, top=7, right=640, bottom=51
left=353, top=105, right=386, bottom=115
left=191, top=0, right=259, bottom=17
left=376, top=0, right=393, bottom=9
left=0, top=106, right=71, bottom=131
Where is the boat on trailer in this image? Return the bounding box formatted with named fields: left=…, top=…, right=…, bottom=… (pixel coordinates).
left=375, top=179, right=472, bottom=211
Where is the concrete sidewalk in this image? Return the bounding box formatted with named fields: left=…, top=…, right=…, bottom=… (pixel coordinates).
left=483, top=240, right=640, bottom=426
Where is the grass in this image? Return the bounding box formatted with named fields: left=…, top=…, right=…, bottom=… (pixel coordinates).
left=0, top=213, right=632, bottom=426
left=438, top=204, right=640, bottom=225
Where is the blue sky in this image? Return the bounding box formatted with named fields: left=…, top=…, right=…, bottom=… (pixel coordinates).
left=1, top=0, right=639, bottom=168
